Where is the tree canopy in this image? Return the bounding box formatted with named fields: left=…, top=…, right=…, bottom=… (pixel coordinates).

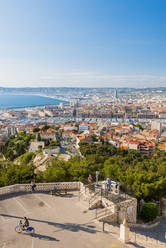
left=0, top=141, right=165, bottom=201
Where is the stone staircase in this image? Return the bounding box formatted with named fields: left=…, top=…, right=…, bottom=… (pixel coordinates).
left=87, top=188, right=117, bottom=223
left=79, top=182, right=136, bottom=225
left=79, top=182, right=119, bottom=224
left=96, top=207, right=115, bottom=222
left=88, top=190, right=102, bottom=209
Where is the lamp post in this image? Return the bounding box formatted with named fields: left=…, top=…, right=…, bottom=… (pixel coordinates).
left=96, top=171, right=99, bottom=185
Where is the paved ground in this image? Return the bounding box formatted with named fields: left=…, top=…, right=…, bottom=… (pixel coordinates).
left=0, top=191, right=127, bottom=248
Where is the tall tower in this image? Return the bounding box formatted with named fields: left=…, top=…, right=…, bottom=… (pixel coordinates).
left=73, top=108, right=77, bottom=121
left=114, top=89, right=118, bottom=99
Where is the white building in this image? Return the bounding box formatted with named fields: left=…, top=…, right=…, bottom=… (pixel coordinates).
left=151, top=121, right=162, bottom=133
left=43, top=147, right=61, bottom=155
left=79, top=125, right=89, bottom=132
left=40, top=133, right=56, bottom=140
left=62, top=132, right=73, bottom=139
left=64, top=126, right=74, bottom=131
left=29, top=141, right=45, bottom=152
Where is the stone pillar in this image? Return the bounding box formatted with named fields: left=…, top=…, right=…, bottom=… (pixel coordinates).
left=120, top=216, right=130, bottom=243
left=116, top=183, right=120, bottom=195
left=161, top=198, right=166, bottom=218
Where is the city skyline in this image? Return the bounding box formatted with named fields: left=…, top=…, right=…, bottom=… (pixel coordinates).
left=0, top=0, right=166, bottom=88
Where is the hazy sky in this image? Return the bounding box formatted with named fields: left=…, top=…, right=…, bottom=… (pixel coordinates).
left=0, top=0, right=166, bottom=88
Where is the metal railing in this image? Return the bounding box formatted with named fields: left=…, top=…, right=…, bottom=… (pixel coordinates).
left=96, top=207, right=113, bottom=220
left=88, top=186, right=132, bottom=209
left=89, top=189, right=102, bottom=209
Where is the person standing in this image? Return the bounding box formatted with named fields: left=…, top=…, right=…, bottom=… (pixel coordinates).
left=88, top=174, right=92, bottom=184
left=106, top=177, right=111, bottom=191
left=31, top=180, right=36, bottom=192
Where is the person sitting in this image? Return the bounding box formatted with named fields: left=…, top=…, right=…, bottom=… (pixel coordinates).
left=21, top=217, right=29, bottom=230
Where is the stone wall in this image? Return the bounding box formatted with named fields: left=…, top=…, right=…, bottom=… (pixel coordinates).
left=80, top=182, right=137, bottom=224
left=99, top=197, right=137, bottom=224
left=79, top=183, right=94, bottom=201
left=129, top=217, right=160, bottom=228
left=0, top=182, right=80, bottom=196
left=117, top=197, right=137, bottom=224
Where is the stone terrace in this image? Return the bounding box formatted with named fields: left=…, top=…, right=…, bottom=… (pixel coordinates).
left=0, top=184, right=128, bottom=248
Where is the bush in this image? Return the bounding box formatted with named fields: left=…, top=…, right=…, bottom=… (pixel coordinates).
left=33, top=127, right=40, bottom=133
left=140, top=202, right=158, bottom=222
left=19, top=152, right=34, bottom=164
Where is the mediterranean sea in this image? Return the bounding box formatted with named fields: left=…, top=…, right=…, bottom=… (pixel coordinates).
left=0, top=94, right=66, bottom=109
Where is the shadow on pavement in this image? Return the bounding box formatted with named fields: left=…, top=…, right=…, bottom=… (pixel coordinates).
left=52, top=222, right=97, bottom=233
left=51, top=193, right=76, bottom=198
left=59, top=193, right=77, bottom=198
left=31, top=233, right=60, bottom=241
left=128, top=242, right=146, bottom=248
left=1, top=214, right=98, bottom=234
left=0, top=191, right=77, bottom=201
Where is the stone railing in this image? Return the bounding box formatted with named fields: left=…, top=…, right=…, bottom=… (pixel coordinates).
left=89, top=190, right=102, bottom=208
left=129, top=217, right=160, bottom=229
left=79, top=182, right=95, bottom=201
left=0, top=182, right=80, bottom=197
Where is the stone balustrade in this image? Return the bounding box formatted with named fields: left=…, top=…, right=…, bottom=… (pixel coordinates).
left=0, top=182, right=80, bottom=197
left=128, top=218, right=160, bottom=229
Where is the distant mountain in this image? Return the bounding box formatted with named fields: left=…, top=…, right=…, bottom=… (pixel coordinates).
left=0, top=87, right=166, bottom=95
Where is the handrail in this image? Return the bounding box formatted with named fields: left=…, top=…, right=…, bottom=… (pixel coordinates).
left=89, top=189, right=102, bottom=207
left=85, top=183, right=95, bottom=192
left=96, top=207, right=113, bottom=220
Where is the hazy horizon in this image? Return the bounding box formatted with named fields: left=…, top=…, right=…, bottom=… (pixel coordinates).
left=0, top=85, right=165, bottom=89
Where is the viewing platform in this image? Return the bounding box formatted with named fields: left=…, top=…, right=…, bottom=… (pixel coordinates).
left=0, top=182, right=165, bottom=248
left=0, top=182, right=126, bottom=248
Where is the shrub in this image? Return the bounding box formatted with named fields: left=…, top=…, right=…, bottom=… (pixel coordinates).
left=19, top=152, right=34, bottom=164
left=33, top=127, right=40, bottom=133
left=140, top=202, right=158, bottom=222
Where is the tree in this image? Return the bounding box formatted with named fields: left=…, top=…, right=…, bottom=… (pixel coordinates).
left=37, top=134, right=41, bottom=142
left=16, top=143, right=26, bottom=156
left=38, top=145, right=42, bottom=151
left=41, top=125, right=50, bottom=132
left=43, top=165, right=66, bottom=182
left=5, top=149, right=15, bottom=161
left=19, top=152, right=34, bottom=164
left=33, top=127, right=40, bottom=133
left=0, top=164, right=35, bottom=186
left=135, top=123, right=143, bottom=130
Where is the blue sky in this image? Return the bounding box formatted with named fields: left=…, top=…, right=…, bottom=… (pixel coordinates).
left=0, top=0, right=166, bottom=88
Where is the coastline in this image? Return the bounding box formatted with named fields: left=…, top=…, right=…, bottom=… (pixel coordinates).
left=0, top=92, right=69, bottom=102
left=0, top=93, right=69, bottom=110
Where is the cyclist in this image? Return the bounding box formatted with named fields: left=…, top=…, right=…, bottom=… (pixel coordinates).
left=21, top=217, right=29, bottom=230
